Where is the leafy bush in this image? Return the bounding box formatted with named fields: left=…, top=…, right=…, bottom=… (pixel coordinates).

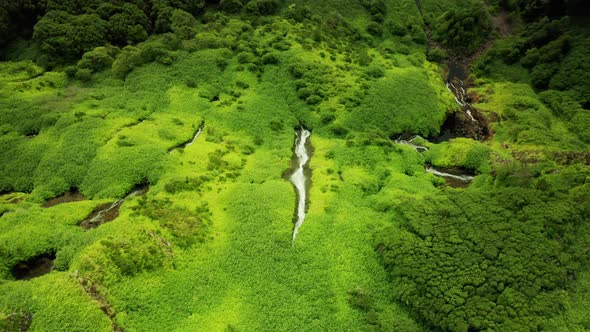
left=74, top=68, right=92, bottom=82
left=220, top=0, right=245, bottom=13
left=426, top=48, right=446, bottom=62
left=261, top=52, right=279, bottom=65
left=245, top=0, right=280, bottom=16
left=33, top=10, right=108, bottom=63
left=433, top=2, right=492, bottom=52
left=367, top=22, right=383, bottom=36
left=111, top=46, right=144, bottom=79
left=171, top=9, right=196, bottom=40
left=77, top=47, right=114, bottom=72
left=378, top=188, right=585, bottom=331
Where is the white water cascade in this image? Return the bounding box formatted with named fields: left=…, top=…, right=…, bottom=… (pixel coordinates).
left=185, top=124, right=204, bottom=148
left=169, top=123, right=205, bottom=154
left=395, top=135, right=429, bottom=152
left=290, top=128, right=311, bottom=242
left=446, top=81, right=477, bottom=122
left=86, top=186, right=148, bottom=227
left=426, top=167, right=474, bottom=182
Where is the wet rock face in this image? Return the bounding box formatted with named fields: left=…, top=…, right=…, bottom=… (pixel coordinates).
left=430, top=107, right=491, bottom=143
left=11, top=252, right=56, bottom=280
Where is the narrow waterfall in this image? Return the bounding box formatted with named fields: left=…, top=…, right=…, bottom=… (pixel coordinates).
left=168, top=122, right=205, bottom=153
left=290, top=128, right=311, bottom=242
left=185, top=123, right=205, bottom=147
left=446, top=80, right=477, bottom=123
left=395, top=135, right=429, bottom=152
left=80, top=185, right=149, bottom=229
left=426, top=167, right=474, bottom=182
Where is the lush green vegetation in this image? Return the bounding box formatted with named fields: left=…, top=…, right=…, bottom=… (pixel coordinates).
left=0, top=0, right=589, bottom=331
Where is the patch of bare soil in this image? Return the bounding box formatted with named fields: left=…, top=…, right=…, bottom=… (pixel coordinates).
left=42, top=191, right=86, bottom=208
left=11, top=252, right=56, bottom=280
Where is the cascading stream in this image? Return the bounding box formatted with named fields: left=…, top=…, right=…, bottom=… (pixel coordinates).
left=290, top=128, right=311, bottom=242
left=426, top=167, right=474, bottom=182
left=168, top=122, right=205, bottom=154
left=446, top=80, right=477, bottom=123
left=395, top=135, right=429, bottom=152
left=185, top=124, right=204, bottom=148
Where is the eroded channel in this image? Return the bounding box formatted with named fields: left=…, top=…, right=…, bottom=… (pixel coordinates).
left=426, top=166, right=474, bottom=188
left=11, top=251, right=56, bottom=280
left=80, top=185, right=149, bottom=229
left=290, top=128, right=311, bottom=242
left=168, top=122, right=205, bottom=154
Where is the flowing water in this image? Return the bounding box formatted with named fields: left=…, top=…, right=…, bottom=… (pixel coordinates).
left=80, top=185, right=149, bottom=229
left=185, top=124, right=204, bottom=148
left=395, top=135, right=429, bottom=152
left=426, top=166, right=474, bottom=188
left=290, top=128, right=311, bottom=242
left=168, top=122, right=205, bottom=153
left=446, top=81, right=477, bottom=122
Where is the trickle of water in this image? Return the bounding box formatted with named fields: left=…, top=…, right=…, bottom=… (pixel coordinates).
left=426, top=167, right=474, bottom=182
left=447, top=80, right=477, bottom=123
left=185, top=125, right=204, bottom=148
left=395, top=135, right=429, bottom=152
left=290, top=128, right=311, bottom=242
left=169, top=123, right=205, bottom=154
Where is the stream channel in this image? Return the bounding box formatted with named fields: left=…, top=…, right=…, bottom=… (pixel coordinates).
left=289, top=128, right=312, bottom=242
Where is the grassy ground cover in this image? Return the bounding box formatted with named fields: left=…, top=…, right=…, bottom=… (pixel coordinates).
left=0, top=0, right=588, bottom=331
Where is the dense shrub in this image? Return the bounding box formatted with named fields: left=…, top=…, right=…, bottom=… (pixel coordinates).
left=433, top=2, right=492, bottom=52
left=77, top=47, right=114, bottom=72
left=245, top=0, right=279, bottom=16
left=220, top=0, right=245, bottom=13
left=261, top=52, right=279, bottom=64
left=171, top=9, right=195, bottom=40
left=111, top=46, right=143, bottom=79
left=33, top=10, right=108, bottom=63
left=284, top=4, right=312, bottom=21
left=378, top=188, right=585, bottom=331
left=367, top=22, right=383, bottom=36
left=74, top=68, right=92, bottom=82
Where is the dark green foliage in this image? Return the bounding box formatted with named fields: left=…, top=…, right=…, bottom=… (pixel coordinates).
left=220, top=0, right=245, bottom=13
left=366, top=65, right=384, bottom=78
left=111, top=46, right=144, bottom=79
left=367, top=22, right=383, bottom=36
left=134, top=197, right=210, bottom=247
left=245, top=0, right=279, bottom=16
left=74, top=68, right=92, bottom=82
left=96, top=3, right=149, bottom=45
left=86, top=230, right=171, bottom=278
left=237, top=51, right=256, bottom=64
left=261, top=52, right=279, bottom=65
left=33, top=10, right=108, bottom=63
left=426, top=48, right=446, bottom=62
left=77, top=47, right=114, bottom=72
left=171, top=9, right=196, bottom=40
left=531, top=63, right=556, bottom=89
left=164, top=176, right=212, bottom=194
left=549, top=38, right=590, bottom=104
left=284, top=4, right=312, bottom=21
left=433, top=2, right=492, bottom=52
left=141, top=41, right=175, bottom=65
left=0, top=1, right=47, bottom=48
left=521, top=16, right=569, bottom=48
left=378, top=187, right=586, bottom=331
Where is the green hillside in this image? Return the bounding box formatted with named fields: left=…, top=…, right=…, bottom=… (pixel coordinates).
left=1, top=0, right=589, bottom=331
